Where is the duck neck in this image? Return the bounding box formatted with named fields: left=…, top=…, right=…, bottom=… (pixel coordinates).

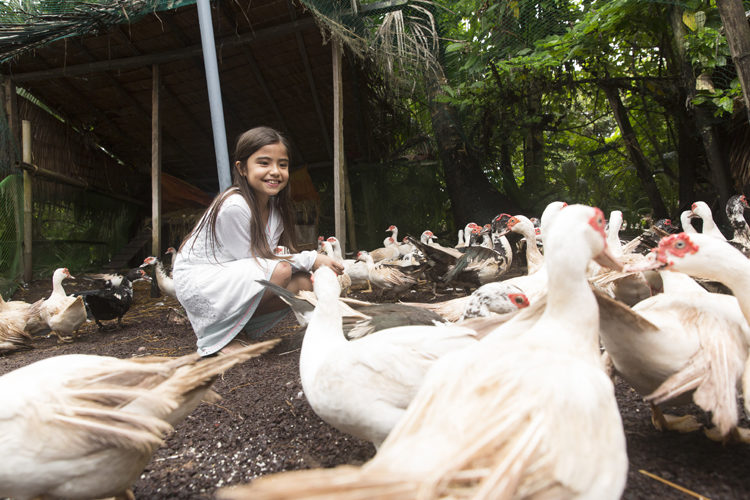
left=300, top=292, right=345, bottom=382
left=50, top=272, right=66, bottom=297
left=706, top=254, right=750, bottom=324
left=539, top=250, right=601, bottom=361
left=331, top=241, right=343, bottom=260
left=521, top=228, right=544, bottom=271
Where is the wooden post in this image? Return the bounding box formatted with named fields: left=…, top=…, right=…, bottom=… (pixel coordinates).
left=332, top=40, right=346, bottom=255
left=21, top=120, right=32, bottom=282
left=344, top=163, right=357, bottom=252
left=152, top=65, right=162, bottom=256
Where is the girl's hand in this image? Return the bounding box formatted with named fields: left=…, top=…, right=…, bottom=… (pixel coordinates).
left=313, top=254, right=345, bottom=275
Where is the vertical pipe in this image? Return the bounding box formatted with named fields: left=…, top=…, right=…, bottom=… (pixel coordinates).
left=22, top=120, right=32, bottom=282
left=152, top=65, right=162, bottom=257
left=332, top=40, right=346, bottom=255
left=196, top=0, right=231, bottom=192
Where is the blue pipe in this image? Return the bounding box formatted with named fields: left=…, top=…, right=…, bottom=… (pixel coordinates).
left=196, top=0, right=231, bottom=192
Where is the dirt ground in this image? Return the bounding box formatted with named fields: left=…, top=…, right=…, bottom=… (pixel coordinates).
left=2, top=276, right=749, bottom=500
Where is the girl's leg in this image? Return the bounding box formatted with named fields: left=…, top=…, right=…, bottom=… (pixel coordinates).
left=288, top=271, right=313, bottom=293
left=255, top=261, right=292, bottom=314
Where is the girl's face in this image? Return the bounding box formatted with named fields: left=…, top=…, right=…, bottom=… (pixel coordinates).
left=237, top=142, right=290, bottom=204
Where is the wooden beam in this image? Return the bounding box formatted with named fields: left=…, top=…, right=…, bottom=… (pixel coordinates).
left=8, top=17, right=316, bottom=83
left=152, top=65, right=162, bottom=256
left=332, top=41, right=346, bottom=253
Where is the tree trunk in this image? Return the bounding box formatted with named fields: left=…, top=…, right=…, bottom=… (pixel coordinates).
left=669, top=6, right=732, bottom=214
left=523, top=90, right=545, bottom=195
left=499, top=142, right=523, bottom=209
left=428, top=79, right=511, bottom=225
left=716, top=0, right=750, bottom=126
left=601, top=83, right=669, bottom=218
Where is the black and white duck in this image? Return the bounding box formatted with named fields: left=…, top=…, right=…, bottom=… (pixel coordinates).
left=73, top=268, right=149, bottom=330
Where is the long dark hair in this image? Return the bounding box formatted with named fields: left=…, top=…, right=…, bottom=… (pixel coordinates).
left=179, top=126, right=298, bottom=259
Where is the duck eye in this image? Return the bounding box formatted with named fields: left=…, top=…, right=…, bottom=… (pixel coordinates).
left=675, top=240, right=685, bottom=249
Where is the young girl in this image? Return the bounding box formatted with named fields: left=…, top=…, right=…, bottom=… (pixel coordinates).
left=173, top=126, right=343, bottom=356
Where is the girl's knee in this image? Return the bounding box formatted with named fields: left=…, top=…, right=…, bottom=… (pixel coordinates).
left=271, top=261, right=292, bottom=286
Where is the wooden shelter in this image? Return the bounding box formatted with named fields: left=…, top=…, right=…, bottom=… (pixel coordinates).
left=0, top=0, right=406, bottom=279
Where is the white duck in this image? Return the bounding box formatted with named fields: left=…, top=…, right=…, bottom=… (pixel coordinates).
left=0, top=302, right=35, bottom=353
left=325, top=237, right=370, bottom=291
left=690, top=200, right=727, bottom=240
left=597, top=263, right=749, bottom=441
left=485, top=201, right=567, bottom=303
left=646, top=232, right=750, bottom=423
left=420, top=229, right=436, bottom=245
left=680, top=209, right=697, bottom=234
left=400, top=280, right=530, bottom=323
left=455, top=222, right=478, bottom=248
left=357, top=250, right=417, bottom=298
left=0, top=340, right=278, bottom=500
left=369, top=236, right=401, bottom=263
left=299, top=265, right=479, bottom=448
left=506, top=214, right=544, bottom=274
left=141, top=255, right=177, bottom=298
left=40, top=267, right=87, bottom=343
left=222, top=204, right=627, bottom=500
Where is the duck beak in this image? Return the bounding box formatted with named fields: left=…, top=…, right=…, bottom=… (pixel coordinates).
left=593, top=246, right=624, bottom=271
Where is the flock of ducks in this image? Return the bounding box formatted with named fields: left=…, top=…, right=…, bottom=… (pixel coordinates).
left=2, top=195, right=750, bottom=498
left=0, top=248, right=179, bottom=354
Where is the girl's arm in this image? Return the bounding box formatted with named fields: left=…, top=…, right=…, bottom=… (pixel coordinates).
left=286, top=250, right=319, bottom=272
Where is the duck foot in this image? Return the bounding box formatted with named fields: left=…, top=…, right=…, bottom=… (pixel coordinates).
left=650, top=404, right=702, bottom=433
left=704, top=426, right=750, bottom=444
left=96, top=321, right=122, bottom=332
left=48, top=332, right=74, bottom=343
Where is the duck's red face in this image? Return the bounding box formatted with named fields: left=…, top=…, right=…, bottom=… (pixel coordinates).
left=588, top=208, right=607, bottom=240
left=507, top=216, right=519, bottom=230
left=327, top=237, right=336, bottom=243
left=655, top=233, right=699, bottom=266
left=691, top=202, right=698, bottom=212
left=509, top=293, right=530, bottom=309
left=742, top=195, right=749, bottom=207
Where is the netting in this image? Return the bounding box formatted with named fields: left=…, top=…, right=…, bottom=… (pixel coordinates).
left=0, top=0, right=197, bottom=63
left=0, top=175, right=23, bottom=299
left=0, top=92, right=144, bottom=298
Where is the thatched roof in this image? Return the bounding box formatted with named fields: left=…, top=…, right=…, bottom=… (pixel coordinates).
left=0, top=0, right=400, bottom=197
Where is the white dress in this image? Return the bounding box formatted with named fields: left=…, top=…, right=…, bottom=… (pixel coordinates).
left=173, top=191, right=317, bottom=356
